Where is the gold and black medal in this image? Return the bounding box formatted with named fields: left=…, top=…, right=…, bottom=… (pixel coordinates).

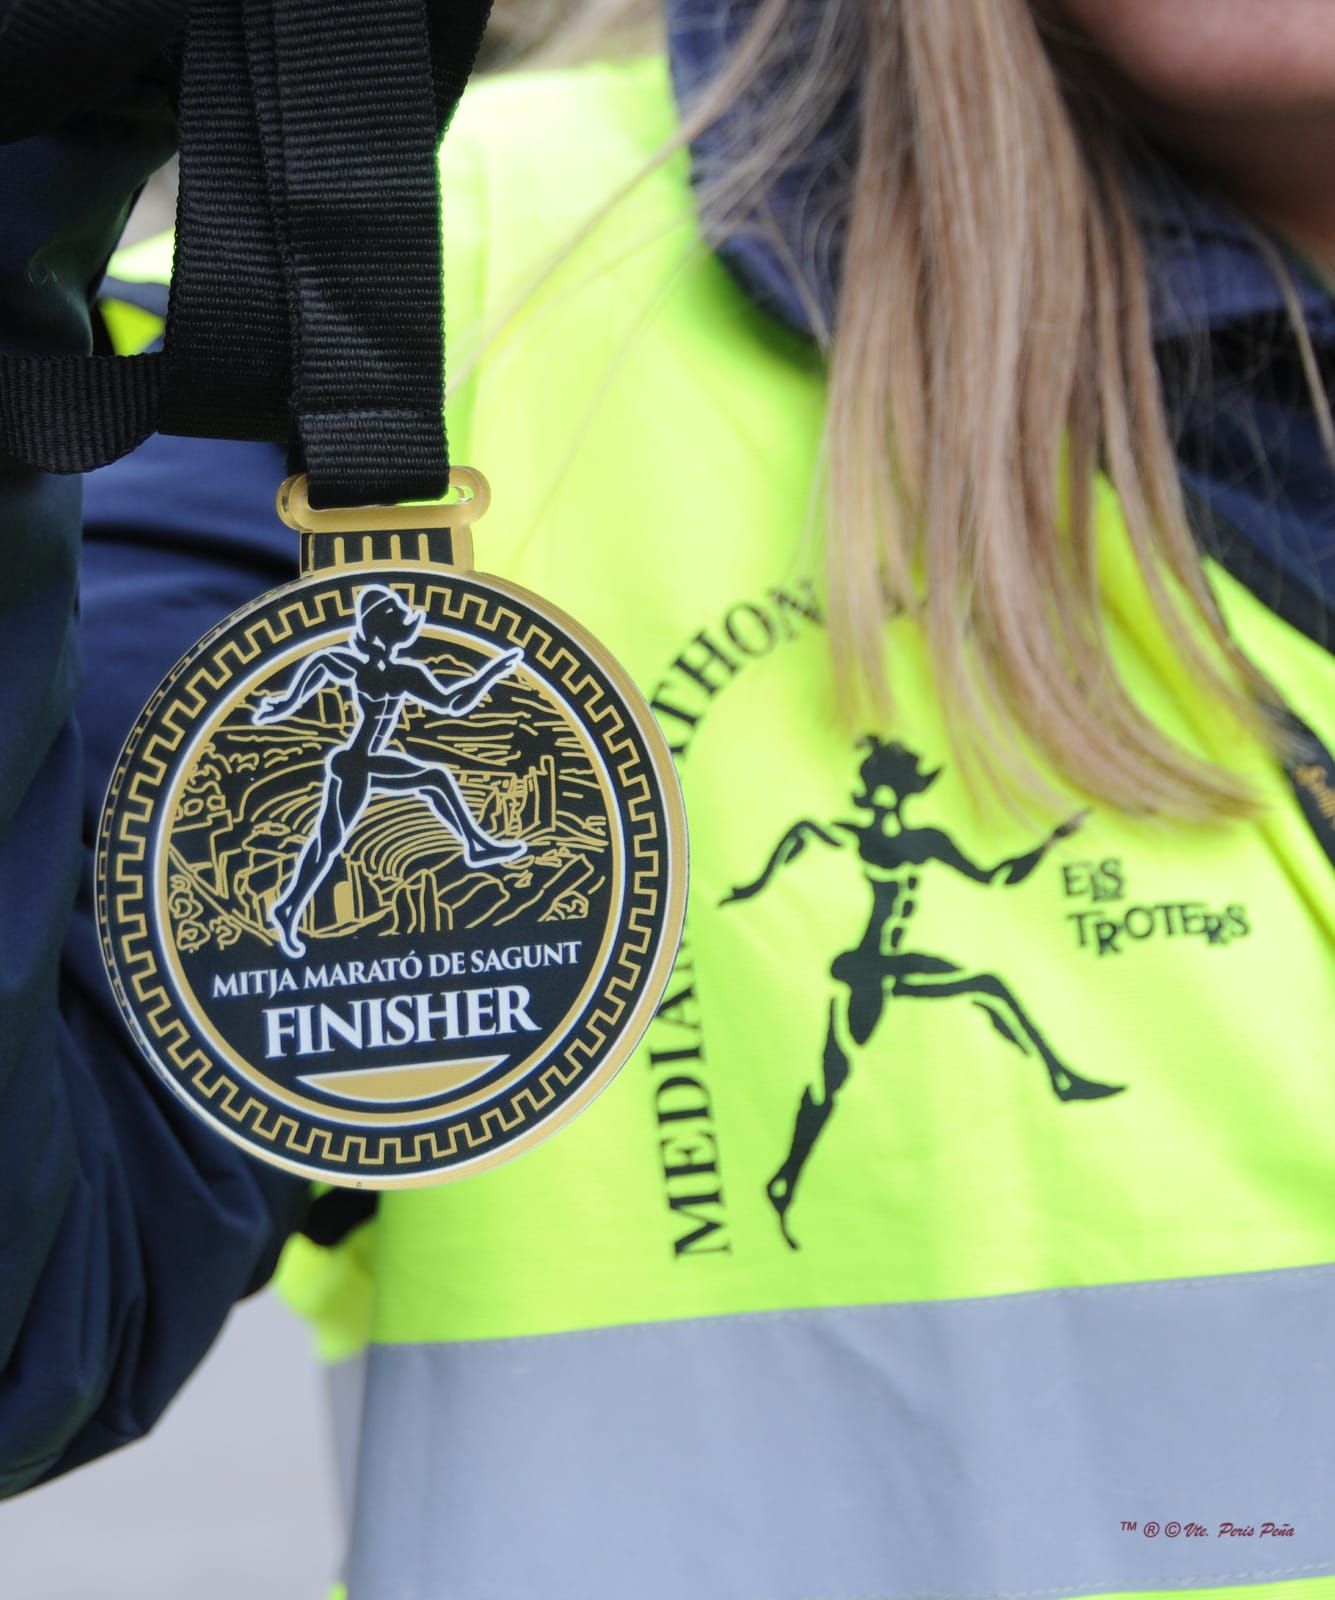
left=97, top=474, right=687, bottom=1185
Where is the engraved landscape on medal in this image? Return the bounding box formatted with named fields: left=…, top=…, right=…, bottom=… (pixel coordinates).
left=98, top=565, right=680, bottom=1180
left=164, top=586, right=612, bottom=959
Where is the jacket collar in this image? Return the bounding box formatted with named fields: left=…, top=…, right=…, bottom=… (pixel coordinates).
left=666, top=0, right=1335, bottom=351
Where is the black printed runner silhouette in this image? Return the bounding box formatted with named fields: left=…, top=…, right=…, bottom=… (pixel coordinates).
left=253, top=585, right=527, bottom=958
left=722, top=738, right=1124, bottom=1248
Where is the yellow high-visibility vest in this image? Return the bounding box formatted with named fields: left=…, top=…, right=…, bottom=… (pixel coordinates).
left=117, top=53, right=1335, bottom=1600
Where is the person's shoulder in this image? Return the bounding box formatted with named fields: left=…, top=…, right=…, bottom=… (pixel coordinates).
left=450, top=54, right=676, bottom=175
left=440, top=54, right=680, bottom=240
left=438, top=53, right=691, bottom=371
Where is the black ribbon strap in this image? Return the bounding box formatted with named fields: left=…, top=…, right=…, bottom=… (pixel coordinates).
left=1284, top=711, right=1335, bottom=873
left=0, top=0, right=491, bottom=508
left=0, top=350, right=165, bottom=474
left=163, top=0, right=289, bottom=444
left=247, top=0, right=450, bottom=506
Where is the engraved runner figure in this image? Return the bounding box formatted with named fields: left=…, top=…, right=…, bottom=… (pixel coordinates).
left=722, top=737, right=1123, bottom=1248
left=252, top=584, right=527, bottom=958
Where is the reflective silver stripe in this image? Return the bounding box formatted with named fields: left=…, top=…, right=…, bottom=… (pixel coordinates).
left=328, top=1353, right=368, bottom=1562
left=347, top=1265, right=1335, bottom=1600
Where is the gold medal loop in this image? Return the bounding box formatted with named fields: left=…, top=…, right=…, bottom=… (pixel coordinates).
left=277, top=469, right=490, bottom=573
left=277, top=468, right=491, bottom=532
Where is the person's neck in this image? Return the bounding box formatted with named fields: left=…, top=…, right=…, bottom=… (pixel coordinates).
left=1142, top=102, right=1335, bottom=281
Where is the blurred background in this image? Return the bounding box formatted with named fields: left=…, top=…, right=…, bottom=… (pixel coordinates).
left=0, top=1292, right=338, bottom=1599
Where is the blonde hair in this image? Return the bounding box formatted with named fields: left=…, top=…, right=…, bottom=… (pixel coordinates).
left=510, top=0, right=1310, bottom=816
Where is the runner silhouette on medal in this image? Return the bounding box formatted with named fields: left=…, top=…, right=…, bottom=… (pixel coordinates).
left=722, top=737, right=1124, bottom=1249
left=252, top=585, right=527, bottom=958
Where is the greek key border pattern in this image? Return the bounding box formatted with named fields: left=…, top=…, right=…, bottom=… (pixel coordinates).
left=97, top=573, right=667, bottom=1172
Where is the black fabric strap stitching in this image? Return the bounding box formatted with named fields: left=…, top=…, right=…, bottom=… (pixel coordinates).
left=0, top=351, right=164, bottom=475
left=252, top=0, right=448, bottom=506
left=162, top=0, right=292, bottom=445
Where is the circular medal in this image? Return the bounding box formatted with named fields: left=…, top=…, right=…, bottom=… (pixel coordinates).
left=97, top=474, right=687, bottom=1186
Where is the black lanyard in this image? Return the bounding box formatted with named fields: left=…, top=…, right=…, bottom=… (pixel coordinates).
left=0, top=0, right=491, bottom=509
left=1285, top=710, right=1335, bottom=872
left=1181, top=487, right=1335, bottom=871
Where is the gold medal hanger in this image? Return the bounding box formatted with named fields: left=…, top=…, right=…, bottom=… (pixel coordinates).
left=278, top=468, right=491, bottom=575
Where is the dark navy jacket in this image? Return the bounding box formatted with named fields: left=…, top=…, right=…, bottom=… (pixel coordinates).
left=0, top=11, right=1332, bottom=1494
left=0, top=83, right=307, bottom=1494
